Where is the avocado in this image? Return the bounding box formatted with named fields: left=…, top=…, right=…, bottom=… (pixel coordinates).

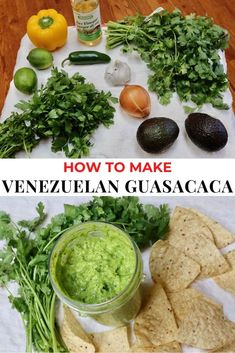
left=185, top=113, right=228, bottom=152
left=136, top=117, right=179, bottom=153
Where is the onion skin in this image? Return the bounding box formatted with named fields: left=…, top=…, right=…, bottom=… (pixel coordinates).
left=119, top=85, right=151, bottom=118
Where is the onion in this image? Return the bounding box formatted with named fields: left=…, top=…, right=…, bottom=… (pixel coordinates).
left=119, top=85, right=151, bottom=118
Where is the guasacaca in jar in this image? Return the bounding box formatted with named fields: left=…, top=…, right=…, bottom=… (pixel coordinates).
left=49, top=222, right=143, bottom=326
left=71, top=0, right=102, bottom=46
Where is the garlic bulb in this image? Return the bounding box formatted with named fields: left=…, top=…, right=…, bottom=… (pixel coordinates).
left=105, top=60, right=131, bottom=86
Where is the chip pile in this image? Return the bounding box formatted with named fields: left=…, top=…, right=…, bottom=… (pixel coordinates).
left=144, top=206, right=235, bottom=352
left=60, top=206, right=235, bottom=353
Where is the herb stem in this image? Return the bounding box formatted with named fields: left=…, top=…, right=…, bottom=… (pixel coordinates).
left=49, top=293, right=58, bottom=353
left=17, top=258, right=50, bottom=329
left=43, top=227, right=70, bottom=252
left=27, top=306, right=32, bottom=353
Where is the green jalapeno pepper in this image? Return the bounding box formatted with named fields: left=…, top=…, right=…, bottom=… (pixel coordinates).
left=62, top=51, right=111, bottom=67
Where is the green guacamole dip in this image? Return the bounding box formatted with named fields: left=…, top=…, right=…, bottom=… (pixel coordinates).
left=52, top=223, right=136, bottom=304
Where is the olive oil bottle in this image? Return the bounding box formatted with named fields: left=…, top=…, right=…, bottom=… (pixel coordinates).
left=71, top=0, right=102, bottom=46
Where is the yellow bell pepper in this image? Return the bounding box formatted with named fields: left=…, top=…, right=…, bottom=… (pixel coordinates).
left=27, top=9, right=68, bottom=51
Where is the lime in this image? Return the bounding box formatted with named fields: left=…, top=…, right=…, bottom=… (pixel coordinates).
left=14, top=67, right=37, bottom=94
left=27, top=48, right=53, bottom=70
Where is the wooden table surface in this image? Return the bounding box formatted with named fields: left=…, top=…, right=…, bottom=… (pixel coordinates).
left=0, top=0, right=235, bottom=114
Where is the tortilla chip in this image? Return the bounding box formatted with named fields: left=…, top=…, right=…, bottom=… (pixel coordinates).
left=168, top=288, right=222, bottom=324
left=170, top=206, right=214, bottom=242
left=215, top=340, right=235, bottom=352
left=225, top=251, right=235, bottom=266
left=129, top=341, right=181, bottom=352
left=189, top=208, right=235, bottom=249
left=215, top=270, right=235, bottom=296
left=60, top=306, right=95, bottom=353
left=90, top=327, right=130, bottom=352
left=214, top=250, right=235, bottom=296
left=150, top=240, right=200, bottom=292
left=134, top=282, right=178, bottom=347
left=177, top=299, right=235, bottom=350
left=168, top=207, right=230, bottom=278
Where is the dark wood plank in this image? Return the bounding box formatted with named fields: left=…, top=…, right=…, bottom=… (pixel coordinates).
left=0, top=0, right=235, bottom=114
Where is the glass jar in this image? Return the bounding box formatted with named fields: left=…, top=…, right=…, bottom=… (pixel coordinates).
left=70, top=0, right=102, bottom=46
left=49, top=222, right=143, bottom=326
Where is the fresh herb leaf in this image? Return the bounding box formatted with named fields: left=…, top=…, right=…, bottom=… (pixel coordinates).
left=107, top=10, right=230, bottom=110
left=18, top=202, right=47, bottom=232
left=0, top=69, right=116, bottom=158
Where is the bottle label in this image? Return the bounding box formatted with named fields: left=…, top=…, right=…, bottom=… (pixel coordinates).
left=73, top=6, right=102, bottom=41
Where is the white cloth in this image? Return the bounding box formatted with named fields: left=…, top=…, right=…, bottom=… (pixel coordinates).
left=1, top=27, right=235, bottom=158
left=0, top=196, right=235, bottom=353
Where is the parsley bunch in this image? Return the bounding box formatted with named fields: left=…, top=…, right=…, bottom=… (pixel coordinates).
left=0, top=69, right=117, bottom=158
left=106, top=10, right=230, bottom=111
left=0, top=197, right=169, bottom=353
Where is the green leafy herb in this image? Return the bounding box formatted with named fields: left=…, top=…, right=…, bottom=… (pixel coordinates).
left=17, top=202, right=46, bottom=232
left=63, top=196, right=170, bottom=248
left=0, top=197, right=169, bottom=352
left=0, top=69, right=117, bottom=158
left=106, top=10, right=230, bottom=111
left=0, top=204, right=64, bottom=353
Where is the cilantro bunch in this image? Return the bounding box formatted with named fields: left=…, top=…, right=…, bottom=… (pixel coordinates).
left=106, top=10, right=230, bottom=111
left=0, top=197, right=169, bottom=353
left=0, top=69, right=117, bottom=158
left=0, top=204, right=64, bottom=353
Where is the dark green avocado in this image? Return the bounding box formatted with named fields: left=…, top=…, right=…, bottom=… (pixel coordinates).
left=136, top=117, right=179, bottom=153
left=185, top=113, right=228, bottom=152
